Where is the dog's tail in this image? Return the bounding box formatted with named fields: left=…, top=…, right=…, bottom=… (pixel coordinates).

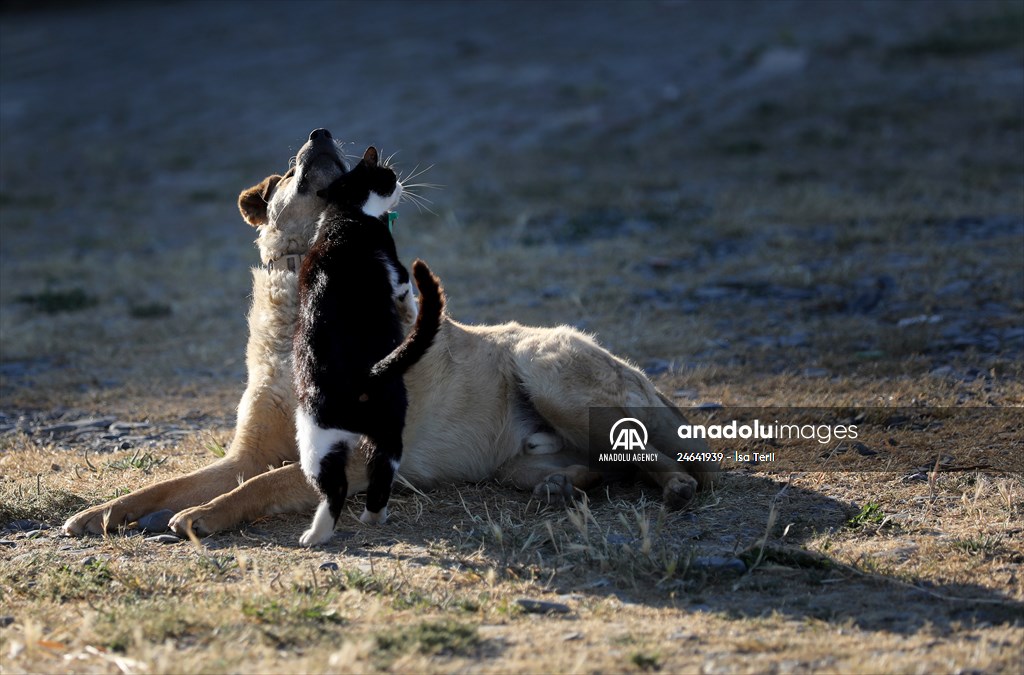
left=369, top=259, right=445, bottom=380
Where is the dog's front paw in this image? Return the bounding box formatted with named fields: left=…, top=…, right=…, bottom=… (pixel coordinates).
left=169, top=506, right=220, bottom=538
left=62, top=511, right=98, bottom=537
left=532, top=473, right=575, bottom=505
left=63, top=504, right=118, bottom=536
left=662, top=475, right=698, bottom=510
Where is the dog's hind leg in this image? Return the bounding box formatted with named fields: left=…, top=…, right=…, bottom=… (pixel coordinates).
left=630, top=392, right=720, bottom=498
left=511, top=326, right=719, bottom=509
left=497, top=451, right=603, bottom=505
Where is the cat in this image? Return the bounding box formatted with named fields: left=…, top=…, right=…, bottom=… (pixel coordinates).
left=293, top=145, right=444, bottom=547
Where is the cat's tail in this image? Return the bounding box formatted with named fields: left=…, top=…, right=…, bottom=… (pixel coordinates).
left=369, top=259, right=445, bottom=380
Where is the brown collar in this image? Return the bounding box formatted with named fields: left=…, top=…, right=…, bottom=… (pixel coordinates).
left=266, top=254, right=304, bottom=273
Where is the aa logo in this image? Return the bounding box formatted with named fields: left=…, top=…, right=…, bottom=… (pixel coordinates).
left=609, top=417, right=648, bottom=451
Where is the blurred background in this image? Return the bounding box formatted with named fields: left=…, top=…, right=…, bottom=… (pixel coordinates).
left=1, top=0, right=1022, bottom=417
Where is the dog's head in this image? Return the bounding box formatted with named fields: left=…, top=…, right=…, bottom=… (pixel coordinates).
left=238, top=128, right=348, bottom=263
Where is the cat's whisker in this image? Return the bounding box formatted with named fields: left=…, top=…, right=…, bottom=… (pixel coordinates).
left=400, top=190, right=437, bottom=215
left=402, top=182, right=443, bottom=191
left=400, top=164, right=435, bottom=184
left=403, top=190, right=434, bottom=205
left=339, top=142, right=358, bottom=168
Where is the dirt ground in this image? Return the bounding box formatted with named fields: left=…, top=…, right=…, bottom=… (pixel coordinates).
left=1, top=1, right=1022, bottom=673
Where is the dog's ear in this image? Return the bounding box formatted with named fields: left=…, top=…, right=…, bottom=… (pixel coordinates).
left=238, top=174, right=283, bottom=227
left=362, top=146, right=378, bottom=168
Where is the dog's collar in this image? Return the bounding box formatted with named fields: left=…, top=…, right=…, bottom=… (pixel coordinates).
left=266, top=214, right=394, bottom=272
left=265, top=254, right=304, bottom=274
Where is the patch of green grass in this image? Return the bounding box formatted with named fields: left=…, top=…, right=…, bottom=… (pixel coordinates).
left=375, top=620, right=481, bottom=658
left=24, top=558, right=116, bottom=602
left=100, top=605, right=197, bottom=653
left=17, top=288, right=97, bottom=314
left=0, top=483, right=88, bottom=525
left=242, top=598, right=343, bottom=626
left=631, top=650, right=663, bottom=671
left=205, top=438, right=228, bottom=458
left=341, top=567, right=387, bottom=594
left=105, top=449, right=168, bottom=474
left=846, top=502, right=885, bottom=529
left=951, top=534, right=1005, bottom=557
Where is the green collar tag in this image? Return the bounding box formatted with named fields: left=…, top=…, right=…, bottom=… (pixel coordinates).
left=387, top=211, right=398, bottom=232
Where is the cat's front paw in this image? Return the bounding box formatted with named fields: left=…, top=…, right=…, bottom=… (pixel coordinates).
left=299, top=526, right=332, bottom=547
left=396, top=285, right=418, bottom=329
left=359, top=506, right=388, bottom=525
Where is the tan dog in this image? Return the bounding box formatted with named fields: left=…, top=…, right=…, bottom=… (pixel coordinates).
left=63, top=128, right=718, bottom=538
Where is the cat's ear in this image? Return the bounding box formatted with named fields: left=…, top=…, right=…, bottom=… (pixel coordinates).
left=238, top=173, right=284, bottom=227
left=362, top=146, right=379, bottom=168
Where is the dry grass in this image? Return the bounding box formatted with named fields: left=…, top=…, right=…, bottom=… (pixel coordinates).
left=2, top=374, right=1022, bottom=673
left=2, top=1, right=1023, bottom=673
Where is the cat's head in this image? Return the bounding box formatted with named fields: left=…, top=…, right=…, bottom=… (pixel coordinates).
left=317, top=146, right=402, bottom=218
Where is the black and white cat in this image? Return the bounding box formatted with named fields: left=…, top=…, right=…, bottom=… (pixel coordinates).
left=293, top=146, right=444, bottom=547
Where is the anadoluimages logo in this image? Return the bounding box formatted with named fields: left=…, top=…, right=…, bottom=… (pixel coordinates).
left=609, top=417, right=648, bottom=451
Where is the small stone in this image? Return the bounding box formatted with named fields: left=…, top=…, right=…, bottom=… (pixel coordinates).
left=646, top=256, right=677, bottom=270
left=0, top=540, right=16, bottom=547
left=854, top=442, right=878, bottom=456
left=516, top=598, right=571, bottom=614
left=693, top=285, right=732, bottom=300
left=897, top=314, right=942, bottom=328
left=48, top=417, right=117, bottom=434
left=671, top=631, right=701, bottom=640
left=109, top=421, right=151, bottom=433
left=136, top=509, right=175, bottom=533
left=81, top=555, right=111, bottom=566
left=692, top=556, right=747, bottom=575
left=778, top=332, right=809, bottom=348
left=144, top=534, right=182, bottom=544
left=4, top=520, right=45, bottom=532
left=319, top=561, right=339, bottom=571
left=802, top=367, right=829, bottom=379
left=38, top=423, right=77, bottom=434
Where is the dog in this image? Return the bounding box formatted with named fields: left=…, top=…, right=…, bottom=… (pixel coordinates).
left=62, top=128, right=719, bottom=538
